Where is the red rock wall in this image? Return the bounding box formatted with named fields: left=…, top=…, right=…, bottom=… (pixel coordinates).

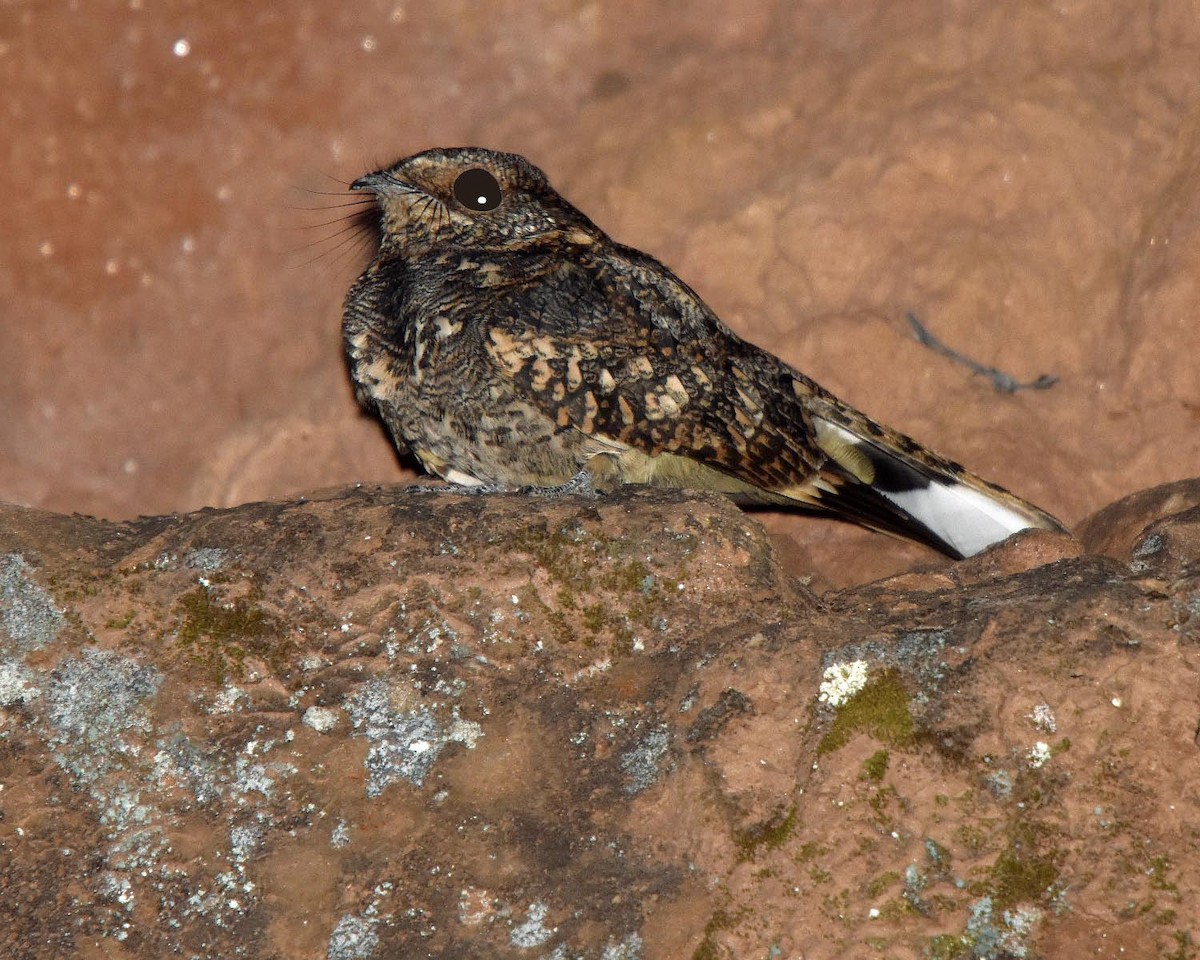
left=3, top=1, right=1199, bottom=586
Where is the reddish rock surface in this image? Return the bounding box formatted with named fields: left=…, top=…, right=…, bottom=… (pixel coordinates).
left=5, top=4, right=1200, bottom=957
left=1, top=482, right=1198, bottom=959
left=4, top=2, right=1200, bottom=588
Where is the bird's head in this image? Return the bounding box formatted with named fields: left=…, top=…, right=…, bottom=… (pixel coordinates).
left=351, top=147, right=600, bottom=257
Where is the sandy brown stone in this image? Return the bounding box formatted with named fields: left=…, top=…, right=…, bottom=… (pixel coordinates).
left=2, top=484, right=1198, bottom=959
left=947, top=528, right=1083, bottom=588
left=1077, top=477, right=1200, bottom=561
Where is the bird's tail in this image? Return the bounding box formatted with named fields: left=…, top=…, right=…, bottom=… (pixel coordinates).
left=781, top=401, right=1065, bottom=559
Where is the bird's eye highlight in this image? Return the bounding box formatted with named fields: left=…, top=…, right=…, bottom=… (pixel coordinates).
left=452, top=168, right=503, bottom=211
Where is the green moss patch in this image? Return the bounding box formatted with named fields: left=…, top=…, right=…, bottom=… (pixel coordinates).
left=862, top=748, right=890, bottom=782
left=818, top=670, right=916, bottom=755
left=174, top=587, right=287, bottom=682
left=734, top=804, right=797, bottom=861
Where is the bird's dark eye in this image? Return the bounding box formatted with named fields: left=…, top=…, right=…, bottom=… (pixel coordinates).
left=452, top=168, right=503, bottom=211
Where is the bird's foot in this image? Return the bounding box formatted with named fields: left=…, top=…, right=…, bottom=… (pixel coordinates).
left=406, top=470, right=600, bottom=500
left=516, top=469, right=601, bottom=500
left=406, top=480, right=507, bottom=495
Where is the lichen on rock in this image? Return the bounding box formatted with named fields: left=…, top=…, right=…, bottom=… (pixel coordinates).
left=0, top=480, right=1197, bottom=958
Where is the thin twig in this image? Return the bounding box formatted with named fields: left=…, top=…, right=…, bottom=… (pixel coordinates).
left=906, top=313, right=1058, bottom=394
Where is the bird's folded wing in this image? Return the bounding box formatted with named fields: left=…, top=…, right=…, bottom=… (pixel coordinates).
left=480, top=252, right=1064, bottom=558
left=480, top=253, right=828, bottom=493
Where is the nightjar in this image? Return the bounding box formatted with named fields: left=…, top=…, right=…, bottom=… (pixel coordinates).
left=343, top=147, right=1064, bottom=558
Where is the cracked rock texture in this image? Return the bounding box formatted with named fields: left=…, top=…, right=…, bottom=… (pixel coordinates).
left=1, top=480, right=1199, bottom=959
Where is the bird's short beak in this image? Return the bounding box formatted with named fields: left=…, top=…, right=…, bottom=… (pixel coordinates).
left=350, top=172, right=388, bottom=193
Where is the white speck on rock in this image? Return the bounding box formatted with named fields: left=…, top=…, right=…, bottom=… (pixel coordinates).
left=0, top=660, right=41, bottom=705
left=447, top=716, right=483, bottom=749
left=346, top=678, right=446, bottom=793
left=600, top=932, right=644, bottom=960
left=303, top=706, right=340, bottom=733
left=327, top=913, right=379, bottom=959
left=509, top=901, right=553, bottom=948
left=330, top=819, right=351, bottom=848
left=620, top=725, right=670, bottom=795
left=1029, top=702, right=1056, bottom=732
left=210, top=685, right=245, bottom=714
left=1027, top=741, right=1052, bottom=768
left=818, top=659, right=869, bottom=707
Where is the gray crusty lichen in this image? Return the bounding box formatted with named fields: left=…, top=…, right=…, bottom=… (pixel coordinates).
left=0, top=553, right=65, bottom=652
left=346, top=676, right=484, bottom=795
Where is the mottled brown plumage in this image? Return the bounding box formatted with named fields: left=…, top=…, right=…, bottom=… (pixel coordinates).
left=344, top=147, right=1063, bottom=558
